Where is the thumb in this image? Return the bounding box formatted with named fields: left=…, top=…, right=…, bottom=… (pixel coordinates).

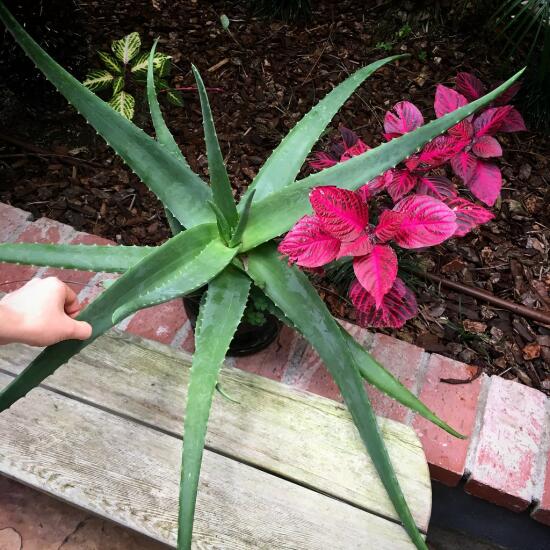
left=69, top=320, right=93, bottom=341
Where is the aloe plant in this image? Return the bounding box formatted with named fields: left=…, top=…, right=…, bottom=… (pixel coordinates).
left=0, top=3, right=524, bottom=549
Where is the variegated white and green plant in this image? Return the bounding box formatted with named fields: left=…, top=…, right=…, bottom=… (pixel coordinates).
left=83, top=30, right=181, bottom=119
left=0, top=4, right=524, bottom=549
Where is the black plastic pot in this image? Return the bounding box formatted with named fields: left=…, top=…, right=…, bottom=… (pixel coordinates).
left=182, top=291, right=281, bottom=357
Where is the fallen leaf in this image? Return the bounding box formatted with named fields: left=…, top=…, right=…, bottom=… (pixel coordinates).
left=522, top=343, right=541, bottom=360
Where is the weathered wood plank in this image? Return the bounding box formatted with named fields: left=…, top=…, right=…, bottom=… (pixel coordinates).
left=0, top=330, right=431, bottom=531
left=0, top=372, right=422, bottom=549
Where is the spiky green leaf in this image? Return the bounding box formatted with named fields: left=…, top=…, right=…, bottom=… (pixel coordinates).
left=0, top=3, right=213, bottom=228
left=0, top=224, right=235, bottom=412
left=112, top=31, right=141, bottom=64
left=109, top=91, right=135, bottom=120
left=192, top=64, right=238, bottom=229
left=245, top=243, right=427, bottom=549
left=98, top=50, right=122, bottom=74
left=228, top=189, right=255, bottom=247
left=239, top=55, right=406, bottom=206
left=261, top=288, right=464, bottom=438
left=146, top=41, right=189, bottom=166
left=112, top=75, right=124, bottom=95
left=178, top=267, right=250, bottom=549
left=0, top=242, right=151, bottom=273
left=83, top=69, right=113, bottom=92
left=239, top=68, right=525, bottom=251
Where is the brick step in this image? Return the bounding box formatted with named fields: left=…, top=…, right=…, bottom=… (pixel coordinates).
left=1, top=203, right=549, bottom=526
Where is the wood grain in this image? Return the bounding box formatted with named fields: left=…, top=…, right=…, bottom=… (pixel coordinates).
left=0, top=371, right=422, bottom=549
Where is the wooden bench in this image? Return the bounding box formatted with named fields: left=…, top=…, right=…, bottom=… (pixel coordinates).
left=0, top=330, right=431, bottom=548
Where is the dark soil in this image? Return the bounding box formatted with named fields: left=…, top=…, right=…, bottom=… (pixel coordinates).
left=1, top=1, right=548, bottom=391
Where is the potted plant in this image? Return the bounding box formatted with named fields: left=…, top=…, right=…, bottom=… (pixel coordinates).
left=0, top=3, right=523, bottom=549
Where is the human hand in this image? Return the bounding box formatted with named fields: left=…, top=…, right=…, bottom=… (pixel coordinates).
left=0, top=277, right=93, bottom=346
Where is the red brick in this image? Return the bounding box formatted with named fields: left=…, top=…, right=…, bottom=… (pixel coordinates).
left=532, top=439, right=550, bottom=525
left=78, top=273, right=119, bottom=306
left=0, top=203, right=32, bottom=242
left=42, top=233, right=115, bottom=294
left=284, top=322, right=366, bottom=402
left=126, top=300, right=187, bottom=345
left=367, top=333, right=424, bottom=423
left=465, top=377, right=547, bottom=512
left=0, top=218, right=74, bottom=291
left=412, top=354, right=484, bottom=486
left=234, top=325, right=297, bottom=382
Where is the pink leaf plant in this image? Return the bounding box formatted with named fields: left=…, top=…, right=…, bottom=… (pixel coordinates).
left=279, top=187, right=457, bottom=328
left=434, top=74, right=527, bottom=206
left=294, top=72, right=525, bottom=328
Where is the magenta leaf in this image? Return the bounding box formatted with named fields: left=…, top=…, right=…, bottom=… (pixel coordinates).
left=451, top=150, right=477, bottom=182
left=474, top=105, right=525, bottom=138
left=417, top=175, right=457, bottom=200
left=465, top=160, right=502, bottom=206
left=337, top=232, right=374, bottom=258
left=358, top=172, right=392, bottom=201
left=384, top=101, right=424, bottom=139
left=393, top=195, right=457, bottom=248
left=445, top=197, right=495, bottom=236
left=449, top=119, right=474, bottom=142
left=455, top=72, right=485, bottom=102
left=278, top=215, right=340, bottom=268
left=434, top=84, right=468, bottom=118
left=472, top=135, right=502, bottom=158
left=386, top=169, right=419, bottom=201
left=341, top=139, right=369, bottom=161
left=407, top=135, right=464, bottom=171
left=499, top=107, right=527, bottom=132
left=309, top=151, right=338, bottom=171
left=353, top=245, right=398, bottom=308
left=493, top=81, right=521, bottom=106
left=374, top=210, right=404, bottom=242
left=350, top=277, right=418, bottom=329
left=310, top=186, right=369, bottom=242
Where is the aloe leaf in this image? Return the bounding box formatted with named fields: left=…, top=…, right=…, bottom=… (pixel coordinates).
left=110, top=227, right=238, bottom=323
left=0, top=224, right=236, bottom=412
left=0, top=3, right=213, bottom=228
left=0, top=242, right=152, bottom=273
left=240, top=55, right=406, bottom=205
left=178, top=267, right=250, bottom=549
left=260, top=287, right=463, bottom=438
left=191, top=64, right=238, bottom=229
left=240, top=68, right=525, bottom=251
left=146, top=40, right=189, bottom=167
left=112, top=31, right=141, bottom=64
left=228, top=190, right=255, bottom=247
left=245, top=243, right=427, bottom=549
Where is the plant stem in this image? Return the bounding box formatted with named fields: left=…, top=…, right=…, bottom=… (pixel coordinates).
left=407, top=267, right=550, bottom=326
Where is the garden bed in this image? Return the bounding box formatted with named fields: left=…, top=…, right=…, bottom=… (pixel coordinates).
left=0, top=0, right=548, bottom=391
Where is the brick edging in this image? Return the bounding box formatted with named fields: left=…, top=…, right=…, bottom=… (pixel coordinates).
left=1, top=203, right=549, bottom=526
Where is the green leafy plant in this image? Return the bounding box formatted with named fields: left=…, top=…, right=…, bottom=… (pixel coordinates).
left=0, top=3, right=523, bottom=549
left=83, top=31, right=181, bottom=119
left=489, top=0, right=550, bottom=130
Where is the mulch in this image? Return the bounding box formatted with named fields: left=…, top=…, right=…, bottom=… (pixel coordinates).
left=0, top=0, right=548, bottom=392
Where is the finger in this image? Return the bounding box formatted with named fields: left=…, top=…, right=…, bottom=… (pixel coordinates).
left=68, top=320, right=93, bottom=341
left=63, top=284, right=80, bottom=314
